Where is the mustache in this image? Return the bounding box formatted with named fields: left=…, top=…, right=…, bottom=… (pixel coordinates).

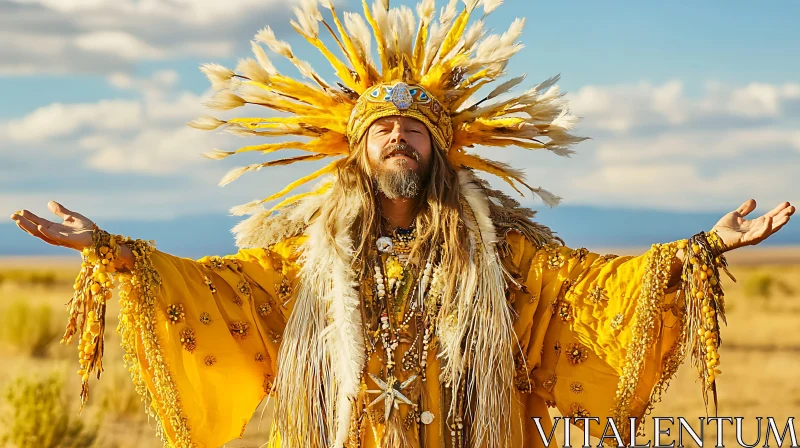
left=381, top=143, right=420, bottom=162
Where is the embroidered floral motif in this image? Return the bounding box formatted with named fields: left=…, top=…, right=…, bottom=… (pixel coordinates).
left=547, top=253, right=565, bottom=270
left=557, top=301, right=573, bottom=323
left=570, top=382, right=584, bottom=394
left=277, top=277, right=292, bottom=302
left=514, top=353, right=534, bottom=393
left=237, top=280, right=252, bottom=297
left=258, top=302, right=273, bottom=317
left=567, top=403, right=591, bottom=428
left=543, top=374, right=557, bottom=392
left=204, top=276, right=217, bottom=293
left=588, top=284, right=608, bottom=305
left=528, top=293, right=538, bottom=304
left=269, top=331, right=283, bottom=343
left=255, top=352, right=265, bottom=362
left=599, top=253, right=618, bottom=263
left=545, top=399, right=557, bottom=408
left=229, top=321, right=250, bottom=340
left=571, top=248, right=589, bottom=262
left=566, top=343, right=589, bottom=365
left=166, top=303, right=185, bottom=324
left=180, top=327, right=197, bottom=353
left=204, top=355, right=216, bottom=366
left=263, top=373, right=275, bottom=394
left=199, top=312, right=212, bottom=325
left=610, top=313, right=624, bottom=330
left=205, top=256, right=225, bottom=270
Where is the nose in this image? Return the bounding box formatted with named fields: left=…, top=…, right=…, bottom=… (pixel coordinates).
left=388, top=124, right=408, bottom=145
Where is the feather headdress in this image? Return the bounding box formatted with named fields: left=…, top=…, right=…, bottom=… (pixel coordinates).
left=190, top=0, right=587, bottom=213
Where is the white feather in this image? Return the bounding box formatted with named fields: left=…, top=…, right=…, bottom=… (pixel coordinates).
left=201, top=148, right=235, bottom=160
left=416, top=0, right=435, bottom=20
left=344, top=12, right=373, bottom=63
left=529, top=186, right=561, bottom=207
left=256, top=26, right=294, bottom=59
left=204, top=91, right=245, bottom=111
left=199, top=63, right=234, bottom=91
left=187, top=116, right=226, bottom=131
left=463, top=19, right=485, bottom=51
left=250, top=41, right=278, bottom=76
left=236, top=58, right=271, bottom=85
left=229, top=199, right=265, bottom=216
left=481, top=0, right=503, bottom=14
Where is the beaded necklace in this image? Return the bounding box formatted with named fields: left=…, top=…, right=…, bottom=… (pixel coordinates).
left=363, top=224, right=442, bottom=435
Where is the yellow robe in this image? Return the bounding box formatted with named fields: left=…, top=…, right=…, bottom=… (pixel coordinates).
left=114, top=230, right=689, bottom=447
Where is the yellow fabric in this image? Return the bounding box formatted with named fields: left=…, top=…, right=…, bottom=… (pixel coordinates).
left=119, top=231, right=685, bottom=447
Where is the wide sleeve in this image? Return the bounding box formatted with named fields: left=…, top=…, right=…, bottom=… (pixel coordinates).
left=114, top=236, right=304, bottom=447
left=503, top=230, right=696, bottom=442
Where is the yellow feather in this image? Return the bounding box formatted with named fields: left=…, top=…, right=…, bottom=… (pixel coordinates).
left=363, top=0, right=389, bottom=76
left=293, top=25, right=362, bottom=93
left=448, top=151, right=525, bottom=195
left=437, top=6, right=472, bottom=64
left=257, top=158, right=343, bottom=206
left=268, top=182, right=334, bottom=212
left=326, top=3, right=370, bottom=90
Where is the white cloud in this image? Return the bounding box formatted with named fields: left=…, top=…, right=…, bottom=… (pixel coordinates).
left=4, top=100, right=143, bottom=143
left=0, top=0, right=298, bottom=74
left=74, top=31, right=165, bottom=60
left=568, top=80, right=800, bottom=135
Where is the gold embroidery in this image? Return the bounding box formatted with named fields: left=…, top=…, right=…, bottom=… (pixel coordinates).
left=557, top=301, right=573, bottom=323
left=588, top=284, right=608, bottom=305
left=610, top=313, right=624, bottom=330
left=199, top=312, right=212, bottom=325
left=269, top=331, right=283, bottom=343
left=237, top=280, right=252, bottom=297
left=205, top=256, right=225, bottom=270
left=547, top=253, right=565, bottom=270
left=255, top=352, right=265, bottom=362
left=567, top=403, right=591, bottom=428
left=204, top=276, right=217, bottom=293
left=545, top=399, right=556, bottom=408
left=117, top=238, right=192, bottom=444
left=571, top=248, right=589, bottom=262
left=554, top=341, right=561, bottom=356
left=566, top=343, right=588, bottom=365
left=263, top=373, right=275, bottom=394
left=277, top=277, right=292, bottom=302
left=166, top=303, right=185, bottom=325
left=204, top=355, right=216, bottom=366
left=258, top=302, right=273, bottom=317
left=180, top=327, right=197, bottom=353
left=229, top=321, right=250, bottom=340
left=570, top=382, right=584, bottom=394
left=543, top=374, right=557, bottom=392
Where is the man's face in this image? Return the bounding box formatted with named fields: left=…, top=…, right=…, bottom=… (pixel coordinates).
left=365, top=116, right=433, bottom=200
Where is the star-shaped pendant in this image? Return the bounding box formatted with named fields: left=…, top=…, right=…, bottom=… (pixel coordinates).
left=366, top=373, right=417, bottom=422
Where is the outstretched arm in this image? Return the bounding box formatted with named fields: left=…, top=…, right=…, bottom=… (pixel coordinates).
left=10, top=201, right=300, bottom=447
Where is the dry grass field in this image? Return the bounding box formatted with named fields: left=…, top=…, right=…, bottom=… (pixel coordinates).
left=0, top=247, right=798, bottom=447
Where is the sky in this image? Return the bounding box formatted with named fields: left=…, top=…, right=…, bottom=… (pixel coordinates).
left=1, top=0, right=798, bottom=256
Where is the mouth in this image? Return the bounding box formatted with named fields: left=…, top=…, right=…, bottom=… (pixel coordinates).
left=384, top=149, right=418, bottom=162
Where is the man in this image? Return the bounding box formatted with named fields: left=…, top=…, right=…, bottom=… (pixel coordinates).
left=9, top=1, right=795, bottom=447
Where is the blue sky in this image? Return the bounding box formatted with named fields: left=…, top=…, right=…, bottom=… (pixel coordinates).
left=1, top=0, right=798, bottom=255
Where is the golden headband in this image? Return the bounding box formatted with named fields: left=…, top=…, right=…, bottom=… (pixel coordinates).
left=347, top=82, right=453, bottom=150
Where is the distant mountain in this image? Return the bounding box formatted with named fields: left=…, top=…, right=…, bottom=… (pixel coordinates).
left=2, top=206, right=797, bottom=259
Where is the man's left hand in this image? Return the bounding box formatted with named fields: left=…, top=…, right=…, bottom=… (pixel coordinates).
left=711, top=199, right=795, bottom=252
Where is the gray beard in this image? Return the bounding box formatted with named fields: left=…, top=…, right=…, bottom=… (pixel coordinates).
left=374, top=159, right=421, bottom=199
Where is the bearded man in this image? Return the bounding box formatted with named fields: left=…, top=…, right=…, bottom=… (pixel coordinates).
left=9, top=1, right=795, bottom=447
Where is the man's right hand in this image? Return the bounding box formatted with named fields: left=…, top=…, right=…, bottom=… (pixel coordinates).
left=10, top=201, right=95, bottom=251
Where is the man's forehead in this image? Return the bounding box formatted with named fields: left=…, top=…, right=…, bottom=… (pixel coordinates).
left=370, top=116, right=426, bottom=128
